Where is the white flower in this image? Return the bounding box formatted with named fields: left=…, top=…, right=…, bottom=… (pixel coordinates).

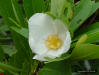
left=28, top=13, right=71, bottom=61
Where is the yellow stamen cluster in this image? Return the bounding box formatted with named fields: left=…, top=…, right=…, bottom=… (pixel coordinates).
left=45, top=34, right=63, bottom=50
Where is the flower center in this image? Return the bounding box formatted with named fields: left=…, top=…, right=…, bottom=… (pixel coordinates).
left=45, top=34, right=63, bottom=50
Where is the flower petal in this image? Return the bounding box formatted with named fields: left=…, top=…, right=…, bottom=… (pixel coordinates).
left=28, top=13, right=56, bottom=55
left=28, top=13, right=71, bottom=61
left=44, top=31, right=71, bottom=58
left=33, top=31, right=71, bottom=61
left=43, top=20, right=71, bottom=58
left=33, top=54, right=47, bottom=61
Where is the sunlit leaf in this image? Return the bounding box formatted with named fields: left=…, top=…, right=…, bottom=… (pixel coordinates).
left=70, top=44, right=99, bottom=61
left=0, top=0, right=33, bottom=74
left=74, top=22, right=99, bottom=43
left=10, top=26, right=28, bottom=39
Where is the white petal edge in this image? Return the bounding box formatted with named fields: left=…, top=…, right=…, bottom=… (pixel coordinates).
left=29, top=13, right=72, bottom=61
left=43, top=20, right=72, bottom=59
left=33, top=55, right=47, bottom=61
left=33, top=31, right=71, bottom=61
left=28, top=13, right=56, bottom=55
left=45, top=31, right=71, bottom=59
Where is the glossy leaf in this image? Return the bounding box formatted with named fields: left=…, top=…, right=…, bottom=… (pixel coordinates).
left=74, top=22, right=99, bottom=43
left=86, top=29, right=99, bottom=43
left=70, top=44, right=99, bottom=61
left=90, top=2, right=99, bottom=16
left=76, top=34, right=87, bottom=47
left=10, top=26, right=28, bottom=39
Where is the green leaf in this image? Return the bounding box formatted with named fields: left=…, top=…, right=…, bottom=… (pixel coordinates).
left=45, top=54, right=71, bottom=63
left=0, top=62, right=24, bottom=72
left=31, top=60, right=39, bottom=74
left=0, top=19, right=9, bottom=36
left=76, top=34, right=88, bottom=47
left=70, top=0, right=99, bottom=32
left=86, top=29, right=99, bottom=43
left=0, top=0, right=16, bottom=26
left=90, top=2, right=99, bottom=16
left=8, top=30, right=32, bottom=69
left=23, top=0, right=33, bottom=19
left=0, top=69, right=4, bottom=73
left=0, top=25, right=9, bottom=36
left=10, top=0, right=27, bottom=27
left=70, top=44, right=99, bottom=61
left=23, top=0, right=46, bottom=19
left=0, top=45, right=4, bottom=61
left=67, top=0, right=74, bottom=4
left=74, top=23, right=99, bottom=43
left=20, top=60, right=30, bottom=75
left=0, top=0, right=27, bottom=27
left=51, top=0, right=73, bottom=25
left=0, top=45, right=17, bottom=56
left=0, top=0, right=32, bottom=74
left=38, top=60, right=72, bottom=75
left=10, top=26, right=28, bottom=39
left=44, top=0, right=51, bottom=12
left=75, top=22, right=99, bottom=35
left=32, top=0, right=45, bottom=13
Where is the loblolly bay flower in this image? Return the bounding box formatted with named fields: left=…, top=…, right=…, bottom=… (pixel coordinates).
left=28, top=13, right=71, bottom=61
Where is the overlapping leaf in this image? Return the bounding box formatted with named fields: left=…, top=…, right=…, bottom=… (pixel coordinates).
left=51, top=0, right=73, bottom=25
left=74, top=22, right=99, bottom=43
left=70, top=44, right=99, bottom=61
left=70, top=0, right=99, bottom=32
left=38, top=60, right=72, bottom=75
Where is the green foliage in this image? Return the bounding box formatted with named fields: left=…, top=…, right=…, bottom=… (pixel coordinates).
left=0, top=0, right=99, bottom=75
left=74, top=22, right=99, bottom=43
left=10, top=0, right=27, bottom=27
left=23, top=0, right=33, bottom=19
left=76, top=22, right=99, bottom=35
left=70, top=44, right=99, bottom=61
left=0, top=46, right=4, bottom=61
left=70, top=0, right=99, bottom=32
left=0, top=0, right=33, bottom=74
left=86, top=29, right=99, bottom=43
left=45, top=54, right=70, bottom=63
left=38, top=60, right=72, bottom=75
left=1, top=45, right=17, bottom=57
left=11, top=26, right=28, bottom=39
left=76, top=34, right=88, bottom=47
left=0, top=62, right=24, bottom=73
left=51, top=0, right=73, bottom=25
left=23, top=0, right=50, bottom=19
